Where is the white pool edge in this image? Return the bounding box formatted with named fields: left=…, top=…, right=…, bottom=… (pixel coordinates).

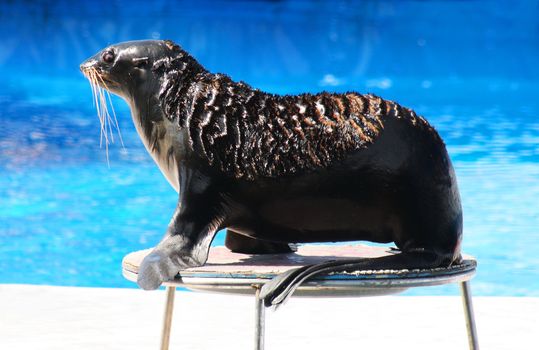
left=0, top=284, right=537, bottom=350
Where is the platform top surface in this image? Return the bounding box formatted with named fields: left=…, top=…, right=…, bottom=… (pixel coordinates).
left=122, top=245, right=476, bottom=282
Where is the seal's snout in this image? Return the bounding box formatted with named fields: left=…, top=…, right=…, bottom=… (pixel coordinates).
left=80, top=58, right=97, bottom=73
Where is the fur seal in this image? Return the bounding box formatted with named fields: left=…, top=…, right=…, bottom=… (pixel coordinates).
left=80, top=40, right=463, bottom=297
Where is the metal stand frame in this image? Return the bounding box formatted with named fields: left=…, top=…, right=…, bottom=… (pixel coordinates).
left=161, top=286, right=176, bottom=350
left=254, top=286, right=265, bottom=350
left=460, top=281, right=479, bottom=350
left=159, top=283, right=478, bottom=350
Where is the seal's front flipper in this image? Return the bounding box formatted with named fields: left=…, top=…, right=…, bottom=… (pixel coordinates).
left=137, top=222, right=217, bottom=290
left=137, top=250, right=182, bottom=290
left=260, top=250, right=447, bottom=308
left=137, top=168, right=227, bottom=290
left=225, top=229, right=297, bottom=254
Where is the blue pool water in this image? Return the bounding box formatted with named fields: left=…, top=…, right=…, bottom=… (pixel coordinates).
left=1, top=0, right=538, bottom=295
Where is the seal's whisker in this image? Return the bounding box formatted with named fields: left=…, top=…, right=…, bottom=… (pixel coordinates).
left=88, top=70, right=105, bottom=146
left=106, top=89, right=124, bottom=147
left=96, top=75, right=111, bottom=165
left=92, top=71, right=108, bottom=148
left=92, top=76, right=104, bottom=147
left=98, top=81, right=113, bottom=143
left=86, top=68, right=111, bottom=165
left=84, top=65, right=125, bottom=166
left=95, top=71, right=125, bottom=148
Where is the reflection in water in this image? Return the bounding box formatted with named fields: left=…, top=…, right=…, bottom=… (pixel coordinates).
left=0, top=0, right=537, bottom=295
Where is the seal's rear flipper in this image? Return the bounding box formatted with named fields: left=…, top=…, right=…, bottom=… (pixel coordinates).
left=225, top=229, right=297, bottom=254
left=260, top=250, right=447, bottom=308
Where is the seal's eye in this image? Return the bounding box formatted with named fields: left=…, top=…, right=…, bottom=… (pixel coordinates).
left=102, top=50, right=115, bottom=64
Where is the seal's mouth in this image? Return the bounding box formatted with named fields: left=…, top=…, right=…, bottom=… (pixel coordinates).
left=96, top=74, right=116, bottom=87
left=81, top=65, right=119, bottom=89
left=81, top=66, right=124, bottom=164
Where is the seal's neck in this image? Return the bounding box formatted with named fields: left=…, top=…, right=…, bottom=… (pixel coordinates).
left=126, top=82, right=181, bottom=192
left=129, top=53, right=206, bottom=141
left=127, top=90, right=162, bottom=142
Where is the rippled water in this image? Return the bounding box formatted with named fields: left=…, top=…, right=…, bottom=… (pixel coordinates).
left=0, top=0, right=538, bottom=295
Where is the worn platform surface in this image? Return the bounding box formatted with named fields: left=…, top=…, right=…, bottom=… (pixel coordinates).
left=1, top=284, right=536, bottom=350
left=123, top=245, right=393, bottom=276
left=123, top=245, right=476, bottom=276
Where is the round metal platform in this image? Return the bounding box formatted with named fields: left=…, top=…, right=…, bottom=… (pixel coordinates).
left=122, top=245, right=476, bottom=297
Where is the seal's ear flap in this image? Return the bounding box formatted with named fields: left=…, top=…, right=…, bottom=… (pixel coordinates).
left=132, top=57, right=149, bottom=68
left=164, top=40, right=181, bottom=53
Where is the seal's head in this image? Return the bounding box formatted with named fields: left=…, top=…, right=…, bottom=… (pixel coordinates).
left=80, top=40, right=191, bottom=158
left=80, top=40, right=181, bottom=99
left=81, top=39, right=210, bottom=184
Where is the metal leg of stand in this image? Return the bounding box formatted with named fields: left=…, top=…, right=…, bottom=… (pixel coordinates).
left=160, top=286, right=176, bottom=350
left=460, top=281, right=479, bottom=350
left=254, top=287, right=265, bottom=350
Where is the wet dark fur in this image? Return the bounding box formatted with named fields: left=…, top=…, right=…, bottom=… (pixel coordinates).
left=155, top=44, right=436, bottom=180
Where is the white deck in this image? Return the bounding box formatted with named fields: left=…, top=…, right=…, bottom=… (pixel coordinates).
left=1, top=284, right=536, bottom=349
